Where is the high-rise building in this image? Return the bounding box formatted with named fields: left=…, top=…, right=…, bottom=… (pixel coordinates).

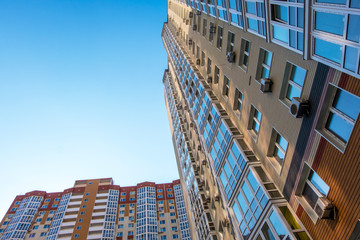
left=0, top=178, right=193, bottom=240
left=162, top=0, right=360, bottom=239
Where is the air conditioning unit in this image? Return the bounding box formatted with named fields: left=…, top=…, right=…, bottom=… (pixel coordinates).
left=202, top=160, right=207, bottom=166
left=188, top=39, right=193, bottom=45
left=189, top=12, right=193, bottom=18
left=226, top=51, right=236, bottom=63
left=193, top=24, right=197, bottom=31
left=214, top=194, right=220, bottom=201
left=206, top=75, right=212, bottom=83
left=222, top=218, right=230, bottom=227
left=198, top=145, right=201, bottom=151
left=196, top=59, right=201, bottom=65
left=196, top=10, right=201, bottom=15
left=289, top=97, right=310, bottom=118
left=314, top=197, right=334, bottom=219
left=260, top=78, right=273, bottom=93
left=209, top=26, right=216, bottom=33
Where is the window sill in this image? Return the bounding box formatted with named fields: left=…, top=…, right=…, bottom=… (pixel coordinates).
left=266, top=157, right=282, bottom=175
left=295, top=195, right=319, bottom=224
left=315, top=128, right=346, bottom=153
left=247, top=129, right=259, bottom=143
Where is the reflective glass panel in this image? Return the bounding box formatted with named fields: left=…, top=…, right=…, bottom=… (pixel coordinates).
left=314, top=38, right=342, bottom=63
left=315, top=12, right=344, bottom=36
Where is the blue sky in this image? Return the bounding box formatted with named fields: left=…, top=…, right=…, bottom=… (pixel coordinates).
left=0, top=0, right=177, bottom=218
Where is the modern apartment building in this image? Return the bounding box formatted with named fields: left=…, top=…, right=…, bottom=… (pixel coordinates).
left=162, top=0, right=360, bottom=239
left=0, top=178, right=192, bottom=240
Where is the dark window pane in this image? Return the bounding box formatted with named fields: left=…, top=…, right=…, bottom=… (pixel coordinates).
left=297, top=8, right=304, bottom=28
left=262, top=223, right=276, bottom=240
left=351, top=0, right=360, bottom=8
left=333, top=90, right=360, bottom=120
left=317, top=0, right=346, bottom=4
left=344, top=46, right=358, bottom=72
left=302, top=184, right=318, bottom=208
left=326, top=112, right=353, bottom=142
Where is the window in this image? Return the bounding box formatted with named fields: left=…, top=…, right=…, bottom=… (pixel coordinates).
left=256, top=49, right=273, bottom=81
left=227, top=31, right=235, bottom=53
left=84, top=199, right=88, bottom=202
left=302, top=166, right=330, bottom=209
left=119, top=210, right=125, bottom=215
left=214, top=65, right=220, bottom=84
left=76, top=226, right=81, bottom=230
left=11, top=208, right=16, bottom=211
left=121, top=192, right=126, bottom=196
left=88, top=182, right=92, bottom=185
left=268, top=129, right=288, bottom=171
left=201, top=51, right=205, bottom=66
left=173, top=234, right=179, bottom=239
left=161, top=236, right=167, bottom=240
left=128, top=223, right=134, bottom=228
left=316, top=86, right=360, bottom=152
left=118, top=224, right=124, bottom=229
left=80, top=212, right=85, bottom=215
left=51, top=204, right=58, bottom=208
left=206, top=57, right=212, bottom=76
left=239, top=38, right=250, bottom=69
left=29, top=233, right=36, bottom=238
left=158, top=195, right=163, bottom=198
left=3, top=221, right=9, bottom=225
left=170, top=212, right=176, bottom=216
left=171, top=219, right=177, bottom=223
left=223, top=76, right=230, bottom=97
left=15, top=201, right=20, bottom=205
left=36, top=218, right=42, bottom=222
left=78, top=219, right=83, bottom=223
left=159, top=213, right=165, bottom=217
left=129, top=210, right=134, bottom=213
left=281, top=63, right=307, bottom=105
left=49, top=211, right=55, bottom=214
left=202, top=19, right=207, bottom=36
left=248, top=105, right=262, bottom=137
left=54, top=198, right=60, bottom=201
left=157, top=189, right=163, bottom=192
left=233, top=88, right=243, bottom=112
left=169, top=206, right=175, bottom=209
left=45, top=199, right=51, bottom=202
left=172, top=227, right=178, bottom=231
left=128, top=231, right=134, bottom=236
left=33, top=226, right=39, bottom=230
left=158, top=200, right=164, bottom=204
left=196, top=45, right=200, bottom=59
left=216, top=26, right=223, bottom=49
left=46, top=217, right=52, bottom=221
left=130, top=191, right=135, bottom=195
left=119, top=217, right=124, bottom=221
left=117, top=232, right=123, bottom=237
left=74, top=234, right=79, bottom=238
left=86, top=193, right=90, bottom=196
left=246, top=0, right=266, bottom=36
left=82, top=205, right=86, bottom=208
left=192, top=40, right=196, bottom=55
left=40, top=232, right=47, bottom=236
left=209, top=22, right=215, bottom=42
left=160, top=220, right=165, bottom=224
left=41, top=205, right=47, bottom=209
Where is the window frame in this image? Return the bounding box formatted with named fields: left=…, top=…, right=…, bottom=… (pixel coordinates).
left=267, top=129, right=289, bottom=173
left=248, top=105, right=262, bottom=140
left=256, top=48, right=273, bottom=82
left=217, top=26, right=224, bottom=50
left=233, top=88, right=243, bottom=113
left=239, top=38, right=251, bottom=71
left=315, top=84, right=360, bottom=153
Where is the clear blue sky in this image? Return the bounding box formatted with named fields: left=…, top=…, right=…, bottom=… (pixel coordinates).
left=0, top=0, right=177, bottom=218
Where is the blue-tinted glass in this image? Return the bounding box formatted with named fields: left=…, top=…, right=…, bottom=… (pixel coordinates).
left=254, top=207, right=262, bottom=219
left=326, top=112, right=353, bottom=142
left=290, top=30, right=296, bottom=48
left=274, top=5, right=288, bottom=22
left=317, top=0, right=346, bottom=3
left=347, top=15, right=360, bottom=43
left=334, top=90, right=360, bottom=120
left=264, top=51, right=272, bottom=66
left=345, top=46, right=358, bottom=72
left=231, top=142, right=240, bottom=159
left=297, top=8, right=304, bottom=28
left=260, top=195, right=268, bottom=208
left=248, top=18, right=258, bottom=31
left=231, top=13, right=239, bottom=25
left=242, top=182, right=253, bottom=203
left=274, top=148, right=285, bottom=160
left=308, top=171, right=330, bottom=195
left=220, top=172, right=228, bottom=188
left=229, top=0, right=237, bottom=10
left=256, top=188, right=264, bottom=201
left=246, top=1, right=256, bottom=14
left=277, top=135, right=288, bottom=151
left=315, top=12, right=344, bottom=36
left=314, top=38, right=342, bottom=63
left=237, top=193, right=248, bottom=213
left=227, top=152, right=236, bottom=168
left=291, top=66, right=306, bottom=86
left=273, top=25, right=289, bottom=43
left=351, top=0, right=360, bottom=8
left=224, top=163, right=232, bottom=177
left=247, top=171, right=259, bottom=192
left=255, top=110, right=262, bottom=121
left=232, top=203, right=243, bottom=224
left=261, top=67, right=270, bottom=78
left=253, top=121, right=260, bottom=133
left=297, top=32, right=303, bottom=51
left=269, top=211, right=288, bottom=239
left=289, top=7, right=296, bottom=26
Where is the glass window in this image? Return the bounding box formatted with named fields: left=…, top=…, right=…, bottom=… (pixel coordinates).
left=227, top=31, right=235, bottom=52
left=257, top=49, right=273, bottom=80
left=214, top=65, right=220, bottom=84
left=239, top=38, right=250, bottom=69
left=217, top=26, right=223, bottom=49
left=223, top=76, right=230, bottom=96
left=314, top=38, right=342, bottom=64
left=273, top=25, right=289, bottom=43
left=315, top=12, right=344, bottom=36
left=282, top=63, right=307, bottom=103
left=249, top=106, right=262, bottom=136
left=325, top=88, right=360, bottom=144
left=234, top=88, right=243, bottom=112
